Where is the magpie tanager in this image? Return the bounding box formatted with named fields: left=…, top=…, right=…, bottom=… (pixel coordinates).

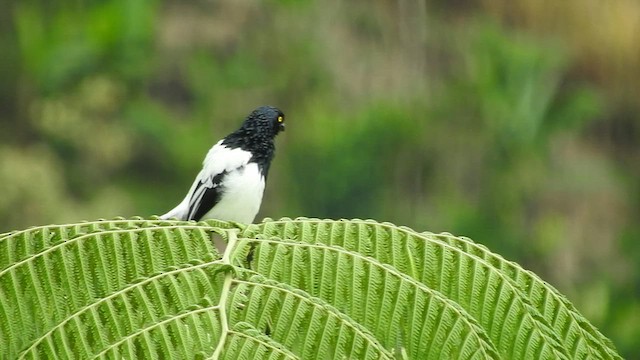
left=160, top=105, right=285, bottom=223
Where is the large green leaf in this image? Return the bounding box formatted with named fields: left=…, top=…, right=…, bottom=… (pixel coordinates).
left=0, top=218, right=620, bottom=359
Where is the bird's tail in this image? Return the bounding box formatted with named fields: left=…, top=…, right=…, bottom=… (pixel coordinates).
left=159, top=199, right=189, bottom=220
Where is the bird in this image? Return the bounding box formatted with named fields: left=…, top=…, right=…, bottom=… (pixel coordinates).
left=160, top=105, right=285, bottom=223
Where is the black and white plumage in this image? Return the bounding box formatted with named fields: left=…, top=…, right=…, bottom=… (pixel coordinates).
left=160, top=106, right=285, bottom=223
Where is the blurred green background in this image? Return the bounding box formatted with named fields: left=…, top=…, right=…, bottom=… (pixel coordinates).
left=1, top=0, right=639, bottom=357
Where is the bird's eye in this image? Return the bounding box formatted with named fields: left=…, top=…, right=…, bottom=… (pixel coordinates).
left=277, top=116, right=284, bottom=123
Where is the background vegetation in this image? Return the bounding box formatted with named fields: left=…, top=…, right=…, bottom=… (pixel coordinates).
left=1, top=0, right=638, bottom=357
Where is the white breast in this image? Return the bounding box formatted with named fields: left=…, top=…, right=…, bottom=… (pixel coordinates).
left=201, top=162, right=265, bottom=223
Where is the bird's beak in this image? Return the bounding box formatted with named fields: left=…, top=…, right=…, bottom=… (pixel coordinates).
left=279, top=123, right=285, bottom=132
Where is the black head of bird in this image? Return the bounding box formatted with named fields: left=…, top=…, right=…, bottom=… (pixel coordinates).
left=241, top=105, right=285, bottom=138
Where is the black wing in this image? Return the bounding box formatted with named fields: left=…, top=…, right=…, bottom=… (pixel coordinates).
left=186, top=171, right=226, bottom=221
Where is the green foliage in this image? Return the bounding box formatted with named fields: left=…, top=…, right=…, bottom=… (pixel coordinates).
left=289, top=105, right=415, bottom=218
left=0, top=218, right=620, bottom=359
left=15, top=0, right=157, bottom=91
